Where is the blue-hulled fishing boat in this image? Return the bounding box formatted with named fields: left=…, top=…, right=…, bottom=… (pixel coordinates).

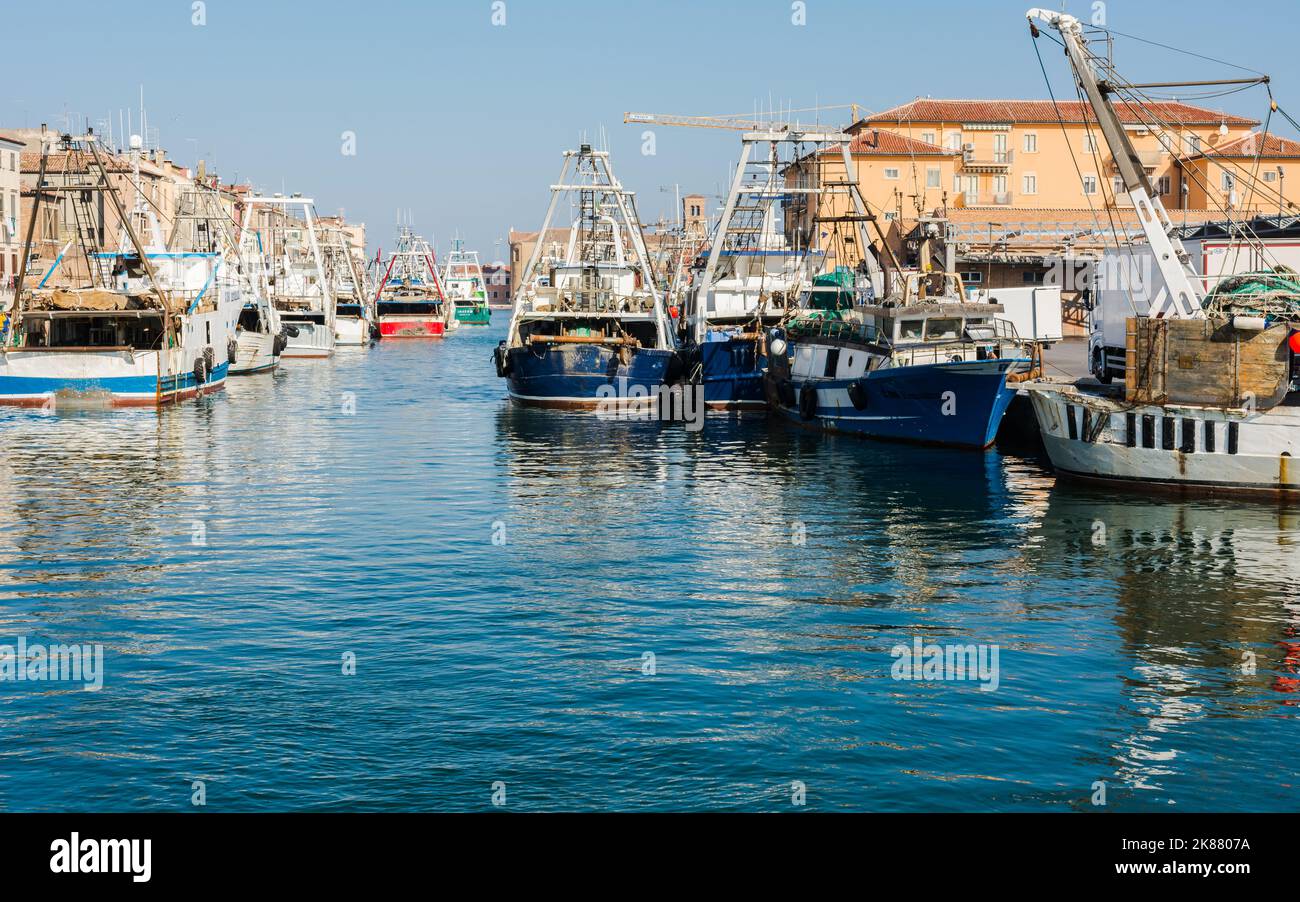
left=494, top=144, right=675, bottom=408
left=765, top=271, right=1034, bottom=448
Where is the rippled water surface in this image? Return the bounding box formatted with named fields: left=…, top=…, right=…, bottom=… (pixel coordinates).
left=1, top=323, right=1298, bottom=811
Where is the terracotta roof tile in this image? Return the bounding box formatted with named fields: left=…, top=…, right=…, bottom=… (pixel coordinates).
left=850, top=129, right=956, bottom=156
left=1200, top=130, right=1300, bottom=158
left=866, top=98, right=1258, bottom=128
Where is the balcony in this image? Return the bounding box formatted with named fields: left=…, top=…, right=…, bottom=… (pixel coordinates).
left=963, top=191, right=1015, bottom=207
left=961, top=148, right=1014, bottom=172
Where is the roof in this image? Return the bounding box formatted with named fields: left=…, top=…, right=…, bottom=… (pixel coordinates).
left=850, top=129, right=956, bottom=156
left=865, top=98, right=1258, bottom=128
left=0, top=131, right=23, bottom=149
left=20, top=151, right=133, bottom=174
left=1197, top=130, right=1300, bottom=159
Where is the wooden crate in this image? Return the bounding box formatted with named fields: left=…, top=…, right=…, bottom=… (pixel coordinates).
left=1125, top=316, right=1291, bottom=408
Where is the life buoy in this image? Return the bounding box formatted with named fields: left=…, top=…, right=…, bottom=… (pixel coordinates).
left=847, top=380, right=869, bottom=410
left=799, top=382, right=818, bottom=420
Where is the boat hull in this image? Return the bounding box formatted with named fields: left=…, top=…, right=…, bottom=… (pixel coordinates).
left=378, top=315, right=446, bottom=339
left=335, top=315, right=371, bottom=346
left=697, top=336, right=766, bottom=410
left=453, top=305, right=491, bottom=325
left=230, top=330, right=279, bottom=375
left=767, top=357, right=1023, bottom=449
left=504, top=343, right=674, bottom=409
left=280, top=317, right=334, bottom=358
left=1028, top=385, right=1300, bottom=497
left=0, top=349, right=228, bottom=407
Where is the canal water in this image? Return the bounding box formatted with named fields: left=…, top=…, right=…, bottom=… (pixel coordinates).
left=1, top=322, right=1297, bottom=812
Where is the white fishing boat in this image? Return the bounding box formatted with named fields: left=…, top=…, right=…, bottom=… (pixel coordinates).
left=0, top=132, right=234, bottom=407
left=229, top=224, right=285, bottom=374
left=246, top=196, right=335, bottom=358
left=1024, top=9, right=1300, bottom=496
left=321, top=225, right=373, bottom=346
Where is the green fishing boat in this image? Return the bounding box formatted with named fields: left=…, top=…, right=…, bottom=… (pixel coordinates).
left=443, top=238, right=491, bottom=325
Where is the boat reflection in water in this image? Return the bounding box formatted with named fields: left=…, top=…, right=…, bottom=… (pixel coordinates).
left=1022, top=484, right=1300, bottom=803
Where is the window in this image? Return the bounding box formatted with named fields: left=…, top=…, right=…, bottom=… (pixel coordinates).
left=960, top=271, right=983, bottom=284
left=953, top=175, right=963, bottom=194
left=1023, top=133, right=1038, bottom=153
left=1264, top=170, right=1278, bottom=182
left=883, top=167, right=900, bottom=180
left=1112, top=175, right=1124, bottom=195
left=1023, top=271, right=1046, bottom=285
left=926, top=167, right=941, bottom=189
left=1022, top=173, right=1038, bottom=194
left=1184, top=134, right=1201, bottom=156
left=883, top=212, right=896, bottom=221
left=1082, top=175, right=1098, bottom=195
left=925, top=318, right=962, bottom=341
left=994, top=133, right=1008, bottom=163
left=921, top=131, right=935, bottom=145
left=1157, top=175, right=1171, bottom=195
left=945, top=132, right=962, bottom=151
left=1222, top=171, right=1236, bottom=191
left=898, top=319, right=924, bottom=340
left=993, top=175, right=1007, bottom=194
left=1083, top=134, right=1098, bottom=153
left=965, top=175, right=978, bottom=199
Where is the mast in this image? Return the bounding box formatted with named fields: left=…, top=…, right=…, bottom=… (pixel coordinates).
left=1028, top=8, right=1204, bottom=319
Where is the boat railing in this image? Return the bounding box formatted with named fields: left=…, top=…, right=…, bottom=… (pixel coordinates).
left=786, top=316, right=883, bottom=346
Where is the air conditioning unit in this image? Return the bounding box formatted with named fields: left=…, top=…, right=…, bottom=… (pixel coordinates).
left=962, top=143, right=975, bottom=151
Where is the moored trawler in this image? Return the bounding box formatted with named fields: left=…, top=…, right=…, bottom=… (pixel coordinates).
left=0, top=132, right=235, bottom=407
left=765, top=271, right=1034, bottom=448
left=374, top=228, right=457, bottom=338
left=320, top=226, right=373, bottom=346
left=494, top=144, right=676, bottom=408
left=246, top=195, right=336, bottom=359
left=443, top=238, right=491, bottom=325
left=1023, top=8, right=1300, bottom=496
left=682, top=128, right=847, bottom=410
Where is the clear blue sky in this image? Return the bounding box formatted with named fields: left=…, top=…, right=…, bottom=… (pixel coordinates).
left=5, top=0, right=1297, bottom=260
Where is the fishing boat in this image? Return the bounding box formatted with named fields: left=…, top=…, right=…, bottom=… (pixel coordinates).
left=0, top=132, right=235, bottom=407
left=683, top=129, right=827, bottom=409
left=759, top=124, right=1035, bottom=447
left=493, top=144, right=676, bottom=408
left=443, top=238, right=491, bottom=325
left=229, top=220, right=285, bottom=374
left=765, top=269, right=1035, bottom=448
left=248, top=195, right=335, bottom=358
left=321, top=226, right=373, bottom=345
left=1023, top=9, right=1300, bottom=496
left=374, top=227, right=457, bottom=338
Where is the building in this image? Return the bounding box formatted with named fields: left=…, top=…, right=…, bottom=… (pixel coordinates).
left=786, top=97, right=1300, bottom=334
left=0, top=132, right=22, bottom=296
left=482, top=262, right=511, bottom=308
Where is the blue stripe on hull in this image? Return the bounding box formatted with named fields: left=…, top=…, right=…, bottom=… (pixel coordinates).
left=699, top=338, right=766, bottom=407
left=0, top=362, right=229, bottom=401
left=769, top=360, right=1020, bottom=449
left=505, top=344, right=674, bottom=405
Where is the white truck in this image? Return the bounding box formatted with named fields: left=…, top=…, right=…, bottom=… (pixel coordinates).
left=1086, top=225, right=1300, bottom=383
